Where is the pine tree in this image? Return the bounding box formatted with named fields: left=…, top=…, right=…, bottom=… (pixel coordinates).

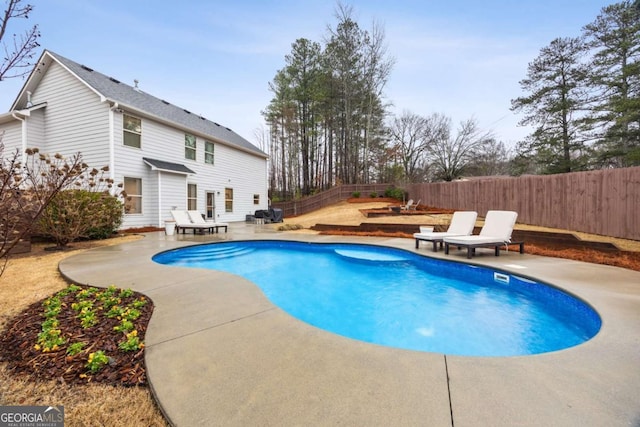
left=511, top=37, right=591, bottom=173
left=583, top=0, right=640, bottom=167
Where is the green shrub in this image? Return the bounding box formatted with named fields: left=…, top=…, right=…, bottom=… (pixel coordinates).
left=352, top=191, right=361, bottom=198
left=37, top=190, right=123, bottom=247
left=369, top=192, right=377, bottom=198
left=384, top=187, right=406, bottom=201
left=87, top=193, right=123, bottom=239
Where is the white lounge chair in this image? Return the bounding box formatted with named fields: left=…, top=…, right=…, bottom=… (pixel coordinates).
left=414, top=211, right=478, bottom=251
left=171, top=210, right=212, bottom=234
left=187, top=210, right=229, bottom=233
left=443, top=210, right=521, bottom=259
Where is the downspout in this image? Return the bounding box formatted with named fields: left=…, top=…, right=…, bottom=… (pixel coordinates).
left=158, top=171, right=163, bottom=227
left=11, top=111, right=27, bottom=156
left=108, top=102, right=119, bottom=193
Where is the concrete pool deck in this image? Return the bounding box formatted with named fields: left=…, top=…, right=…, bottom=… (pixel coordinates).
left=58, top=223, right=640, bottom=426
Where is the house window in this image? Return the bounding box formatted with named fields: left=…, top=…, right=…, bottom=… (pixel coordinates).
left=253, top=194, right=260, bottom=205
left=123, top=114, right=141, bottom=148
left=225, top=187, right=233, bottom=212
left=185, top=134, right=196, bottom=160
left=187, top=184, right=197, bottom=211
left=205, top=141, right=214, bottom=165
left=124, top=177, right=142, bottom=214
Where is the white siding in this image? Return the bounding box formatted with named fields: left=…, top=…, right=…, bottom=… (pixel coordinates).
left=30, top=62, right=110, bottom=168
left=2, top=57, right=268, bottom=229
left=206, top=143, right=268, bottom=222
left=114, top=114, right=268, bottom=226
left=119, top=161, right=152, bottom=229
left=1, top=109, right=49, bottom=158
left=159, top=172, right=187, bottom=222
left=26, top=109, right=46, bottom=148
left=0, top=121, right=22, bottom=153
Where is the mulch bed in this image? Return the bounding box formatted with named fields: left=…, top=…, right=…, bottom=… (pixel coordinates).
left=0, top=285, right=153, bottom=387
left=319, top=230, right=640, bottom=272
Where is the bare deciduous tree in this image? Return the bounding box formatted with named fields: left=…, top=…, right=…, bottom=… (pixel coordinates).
left=426, top=118, right=494, bottom=181
left=0, top=0, right=41, bottom=81
left=0, top=144, right=85, bottom=275
left=387, top=111, right=447, bottom=182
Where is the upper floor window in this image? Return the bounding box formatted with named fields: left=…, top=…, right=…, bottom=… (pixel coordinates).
left=123, top=114, right=141, bottom=148
left=253, top=194, right=260, bottom=205
left=124, top=177, right=142, bottom=214
left=187, top=183, right=197, bottom=211
left=205, top=141, right=215, bottom=165
left=185, top=134, right=196, bottom=160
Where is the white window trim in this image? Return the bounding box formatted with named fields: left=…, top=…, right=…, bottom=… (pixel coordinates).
left=185, top=134, right=197, bottom=161
left=187, top=183, right=197, bottom=211
left=124, top=176, right=143, bottom=214
left=123, top=114, right=142, bottom=149
left=204, top=141, right=215, bottom=165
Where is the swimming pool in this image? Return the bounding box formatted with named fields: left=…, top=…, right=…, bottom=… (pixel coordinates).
left=152, top=241, right=601, bottom=356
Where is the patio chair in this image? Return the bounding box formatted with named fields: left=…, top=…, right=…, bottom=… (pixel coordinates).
left=408, top=199, right=421, bottom=211
left=401, top=199, right=414, bottom=211
left=414, top=211, right=478, bottom=251
left=187, top=210, right=229, bottom=233
left=443, top=210, right=521, bottom=259
left=171, top=210, right=212, bottom=234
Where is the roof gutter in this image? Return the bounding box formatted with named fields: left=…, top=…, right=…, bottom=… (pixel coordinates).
left=102, top=97, right=268, bottom=159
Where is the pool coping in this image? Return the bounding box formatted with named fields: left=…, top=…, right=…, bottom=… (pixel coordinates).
left=58, top=223, right=640, bottom=426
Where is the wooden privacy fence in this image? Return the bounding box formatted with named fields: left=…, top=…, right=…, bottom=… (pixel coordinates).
left=272, top=184, right=391, bottom=217
left=406, top=166, right=640, bottom=241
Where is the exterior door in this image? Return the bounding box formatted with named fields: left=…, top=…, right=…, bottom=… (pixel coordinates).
left=206, top=191, right=216, bottom=219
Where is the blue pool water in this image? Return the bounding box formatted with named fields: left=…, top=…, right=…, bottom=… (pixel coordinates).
left=152, top=241, right=601, bottom=356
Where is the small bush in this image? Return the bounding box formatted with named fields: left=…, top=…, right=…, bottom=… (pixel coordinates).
left=87, top=193, right=123, bottom=239
left=277, top=224, right=305, bottom=231
left=369, top=192, right=378, bottom=198
left=37, top=190, right=123, bottom=247
left=352, top=191, right=361, bottom=198
left=384, top=187, right=406, bottom=201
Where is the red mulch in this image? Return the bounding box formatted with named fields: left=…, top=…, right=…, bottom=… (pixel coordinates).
left=0, top=285, right=153, bottom=387
left=523, top=244, right=640, bottom=272
left=122, top=226, right=164, bottom=233
left=320, top=230, right=640, bottom=272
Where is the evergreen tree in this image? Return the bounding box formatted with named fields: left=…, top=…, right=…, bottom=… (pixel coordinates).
left=324, top=7, right=367, bottom=184
left=511, top=37, right=591, bottom=173
left=583, top=0, right=640, bottom=167
left=285, top=38, right=324, bottom=195
left=263, top=3, right=392, bottom=198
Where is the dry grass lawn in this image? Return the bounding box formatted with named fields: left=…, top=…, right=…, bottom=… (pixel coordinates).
left=0, top=235, right=168, bottom=427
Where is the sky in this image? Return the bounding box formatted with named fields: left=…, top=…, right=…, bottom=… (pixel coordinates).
left=1, top=0, right=611, bottom=150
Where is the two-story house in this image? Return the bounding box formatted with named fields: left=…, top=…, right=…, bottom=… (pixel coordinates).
left=0, top=49, right=268, bottom=229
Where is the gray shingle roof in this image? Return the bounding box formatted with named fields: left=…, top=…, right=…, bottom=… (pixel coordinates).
left=47, top=50, right=267, bottom=158
left=143, top=157, right=195, bottom=174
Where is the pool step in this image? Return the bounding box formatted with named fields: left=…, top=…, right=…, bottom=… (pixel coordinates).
left=180, top=245, right=256, bottom=261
